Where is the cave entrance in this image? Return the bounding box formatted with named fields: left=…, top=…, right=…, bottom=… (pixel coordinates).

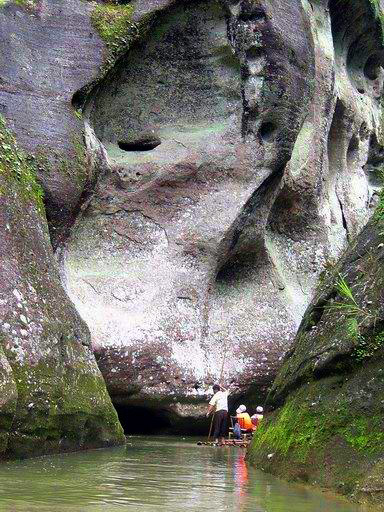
left=114, top=404, right=173, bottom=435
left=113, top=403, right=210, bottom=436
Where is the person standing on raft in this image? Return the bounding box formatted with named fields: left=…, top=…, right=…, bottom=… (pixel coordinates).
left=206, top=384, right=229, bottom=445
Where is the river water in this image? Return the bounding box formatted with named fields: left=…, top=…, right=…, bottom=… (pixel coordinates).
left=0, top=437, right=371, bottom=512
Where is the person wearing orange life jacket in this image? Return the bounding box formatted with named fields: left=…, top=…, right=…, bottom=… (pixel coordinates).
left=236, top=405, right=254, bottom=431
left=251, top=406, right=264, bottom=428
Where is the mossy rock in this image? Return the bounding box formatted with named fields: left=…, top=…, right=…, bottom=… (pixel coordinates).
left=248, top=215, right=384, bottom=507
left=248, top=362, right=384, bottom=502
left=0, top=115, right=44, bottom=214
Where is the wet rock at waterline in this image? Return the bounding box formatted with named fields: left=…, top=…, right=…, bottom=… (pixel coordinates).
left=0, top=120, right=125, bottom=458
left=62, top=0, right=384, bottom=411
left=248, top=216, right=384, bottom=508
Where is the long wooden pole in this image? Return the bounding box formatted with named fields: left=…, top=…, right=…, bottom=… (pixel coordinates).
left=207, top=340, right=229, bottom=441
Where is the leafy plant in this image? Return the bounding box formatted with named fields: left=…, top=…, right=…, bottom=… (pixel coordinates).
left=354, top=331, right=384, bottom=361
left=325, top=274, right=384, bottom=361
left=327, top=274, right=379, bottom=327
left=74, top=109, right=82, bottom=121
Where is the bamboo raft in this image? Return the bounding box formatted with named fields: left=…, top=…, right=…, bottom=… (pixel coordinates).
left=197, top=439, right=250, bottom=447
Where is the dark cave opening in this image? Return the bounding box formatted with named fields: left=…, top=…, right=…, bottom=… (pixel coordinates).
left=364, top=54, right=382, bottom=81
left=114, top=404, right=173, bottom=435
left=327, top=99, right=345, bottom=173
left=246, top=46, right=264, bottom=61
left=259, top=122, right=277, bottom=142
left=114, top=404, right=210, bottom=436
left=347, top=134, right=359, bottom=168
left=118, top=139, right=161, bottom=152
left=238, top=4, right=266, bottom=23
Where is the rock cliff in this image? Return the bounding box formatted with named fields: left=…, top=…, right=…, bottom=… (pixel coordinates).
left=1, top=0, right=384, bottom=438
left=0, top=1, right=125, bottom=457
left=248, top=211, right=384, bottom=508
left=62, top=0, right=384, bottom=423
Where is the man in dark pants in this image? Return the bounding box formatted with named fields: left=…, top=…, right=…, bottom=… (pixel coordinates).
left=206, top=384, right=229, bottom=445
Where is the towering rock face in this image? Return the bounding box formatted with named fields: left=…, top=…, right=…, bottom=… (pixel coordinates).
left=61, top=0, right=384, bottom=420
left=0, top=1, right=125, bottom=457
left=248, top=214, right=384, bottom=507
left=63, top=0, right=315, bottom=415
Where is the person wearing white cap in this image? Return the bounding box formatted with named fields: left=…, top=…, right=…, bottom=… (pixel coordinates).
left=236, top=404, right=254, bottom=431
left=251, top=406, right=264, bottom=428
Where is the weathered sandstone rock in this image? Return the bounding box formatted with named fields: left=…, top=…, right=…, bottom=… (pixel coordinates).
left=60, top=0, right=384, bottom=422
left=0, top=23, right=124, bottom=457
left=1, top=0, right=384, bottom=435
left=0, top=0, right=105, bottom=246
left=62, top=0, right=314, bottom=417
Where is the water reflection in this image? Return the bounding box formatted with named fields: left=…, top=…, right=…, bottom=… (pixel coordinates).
left=0, top=437, right=370, bottom=512
left=234, top=452, right=250, bottom=511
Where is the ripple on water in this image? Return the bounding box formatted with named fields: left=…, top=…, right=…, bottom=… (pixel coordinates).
left=0, top=437, right=369, bottom=512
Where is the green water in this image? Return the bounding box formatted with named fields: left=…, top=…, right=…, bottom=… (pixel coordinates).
left=0, top=437, right=370, bottom=512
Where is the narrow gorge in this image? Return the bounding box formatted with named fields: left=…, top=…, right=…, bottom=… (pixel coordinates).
left=0, top=0, right=384, bottom=508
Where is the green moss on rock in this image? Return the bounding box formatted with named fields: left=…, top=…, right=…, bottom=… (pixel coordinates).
left=368, top=0, right=384, bottom=41
left=248, top=365, right=384, bottom=500
left=91, top=3, right=138, bottom=69
left=0, top=0, right=37, bottom=11
left=0, top=115, right=44, bottom=214
left=33, top=132, right=88, bottom=187
left=5, top=352, right=125, bottom=458
left=88, top=1, right=158, bottom=85
left=250, top=380, right=384, bottom=463
left=91, top=3, right=135, bottom=45
left=248, top=215, right=384, bottom=506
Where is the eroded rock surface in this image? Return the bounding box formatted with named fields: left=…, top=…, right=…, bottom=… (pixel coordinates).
left=0, top=180, right=125, bottom=457
left=62, top=0, right=384, bottom=420
left=248, top=214, right=384, bottom=507
left=1, top=0, right=384, bottom=436
left=0, top=14, right=125, bottom=457
left=63, top=0, right=313, bottom=415
left=0, top=0, right=105, bottom=246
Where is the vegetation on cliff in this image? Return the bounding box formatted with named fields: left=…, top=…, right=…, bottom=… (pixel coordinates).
left=248, top=206, right=384, bottom=506
left=0, top=115, right=44, bottom=214
left=91, top=2, right=141, bottom=73
left=248, top=365, right=384, bottom=500
left=91, top=3, right=136, bottom=51
left=33, top=132, right=88, bottom=188
left=0, top=0, right=36, bottom=9
left=368, top=0, right=384, bottom=39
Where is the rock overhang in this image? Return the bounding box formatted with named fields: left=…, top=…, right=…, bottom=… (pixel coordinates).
left=61, top=0, right=384, bottom=416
